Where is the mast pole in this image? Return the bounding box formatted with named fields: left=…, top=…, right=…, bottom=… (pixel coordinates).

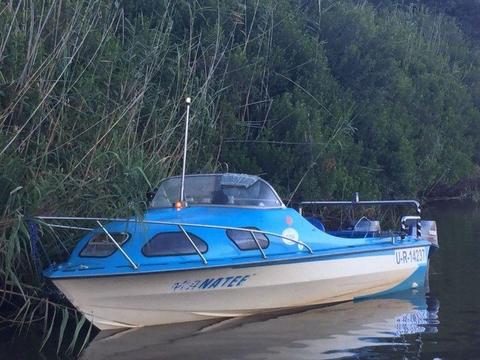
left=180, top=97, right=191, bottom=204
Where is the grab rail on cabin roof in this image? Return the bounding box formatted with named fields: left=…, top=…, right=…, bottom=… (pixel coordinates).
left=35, top=216, right=313, bottom=268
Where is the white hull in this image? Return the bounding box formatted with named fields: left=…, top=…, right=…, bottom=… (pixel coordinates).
left=53, top=249, right=427, bottom=330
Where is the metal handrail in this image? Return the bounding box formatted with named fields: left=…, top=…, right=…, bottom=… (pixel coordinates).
left=96, top=221, right=138, bottom=269
left=299, top=199, right=421, bottom=215
left=40, top=223, right=94, bottom=231
left=251, top=231, right=267, bottom=259
left=178, top=224, right=208, bottom=264
left=299, top=198, right=422, bottom=240
left=37, top=216, right=313, bottom=264
left=400, top=215, right=421, bottom=239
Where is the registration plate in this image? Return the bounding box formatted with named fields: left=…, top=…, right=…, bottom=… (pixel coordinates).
left=395, top=247, right=426, bottom=265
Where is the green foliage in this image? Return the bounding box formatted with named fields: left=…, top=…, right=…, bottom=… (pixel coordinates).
left=315, top=1, right=479, bottom=197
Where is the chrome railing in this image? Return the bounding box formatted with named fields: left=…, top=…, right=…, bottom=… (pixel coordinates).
left=96, top=220, right=139, bottom=269
left=36, top=216, right=314, bottom=269
left=299, top=198, right=422, bottom=239
left=299, top=199, right=421, bottom=215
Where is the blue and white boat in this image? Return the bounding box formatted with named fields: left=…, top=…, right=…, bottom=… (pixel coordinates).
left=40, top=99, right=439, bottom=330
left=40, top=172, right=438, bottom=330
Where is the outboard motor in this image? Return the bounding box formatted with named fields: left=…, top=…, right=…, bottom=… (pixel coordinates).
left=421, top=220, right=439, bottom=256
left=420, top=220, right=439, bottom=293
left=404, top=219, right=439, bottom=292
left=405, top=219, right=439, bottom=256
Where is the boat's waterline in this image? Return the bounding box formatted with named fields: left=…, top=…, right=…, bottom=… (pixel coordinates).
left=52, top=246, right=428, bottom=330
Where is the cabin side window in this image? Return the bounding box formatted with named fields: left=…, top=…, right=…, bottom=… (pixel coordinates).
left=142, top=232, right=208, bottom=257
left=79, top=232, right=130, bottom=257
left=226, top=228, right=269, bottom=250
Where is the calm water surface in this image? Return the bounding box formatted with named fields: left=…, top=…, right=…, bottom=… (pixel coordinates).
left=1, top=202, right=479, bottom=359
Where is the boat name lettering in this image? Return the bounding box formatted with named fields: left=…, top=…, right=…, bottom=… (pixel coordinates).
left=395, top=247, right=426, bottom=265
left=172, top=274, right=251, bottom=292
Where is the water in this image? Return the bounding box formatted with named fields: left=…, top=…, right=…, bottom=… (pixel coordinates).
left=1, top=202, right=479, bottom=359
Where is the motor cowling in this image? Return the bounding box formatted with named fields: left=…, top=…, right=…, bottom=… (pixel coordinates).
left=421, top=220, right=438, bottom=247
left=405, top=219, right=438, bottom=257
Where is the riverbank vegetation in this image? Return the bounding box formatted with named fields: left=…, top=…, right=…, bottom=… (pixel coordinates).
left=1, top=0, right=480, bottom=350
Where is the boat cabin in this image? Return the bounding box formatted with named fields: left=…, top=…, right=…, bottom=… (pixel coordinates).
left=41, top=173, right=436, bottom=279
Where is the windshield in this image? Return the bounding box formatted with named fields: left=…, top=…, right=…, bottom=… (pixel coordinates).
left=150, top=174, right=283, bottom=208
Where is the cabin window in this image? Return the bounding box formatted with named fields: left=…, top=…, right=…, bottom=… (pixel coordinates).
left=142, top=232, right=208, bottom=257
left=226, top=228, right=269, bottom=250
left=79, top=232, right=130, bottom=257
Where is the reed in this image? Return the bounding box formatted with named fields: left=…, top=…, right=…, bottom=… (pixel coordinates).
left=0, top=0, right=233, bottom=353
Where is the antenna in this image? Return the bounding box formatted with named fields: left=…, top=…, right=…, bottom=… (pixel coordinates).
left=179, top=97, right=191, bottom=204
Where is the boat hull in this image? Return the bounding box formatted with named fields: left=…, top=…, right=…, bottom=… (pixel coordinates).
left=51, top=245, right=429, bottom=330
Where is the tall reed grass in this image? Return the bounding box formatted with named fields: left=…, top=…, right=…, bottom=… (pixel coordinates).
left=0, top=0, right=233, bottom=353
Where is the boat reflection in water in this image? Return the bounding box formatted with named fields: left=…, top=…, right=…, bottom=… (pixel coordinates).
left=81, top=290, right=439, bottom=360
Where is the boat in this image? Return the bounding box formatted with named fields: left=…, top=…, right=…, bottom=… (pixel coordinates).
left=40, top=173, right=439, bottom=330
left=40, top=99, right=439, bottom=331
